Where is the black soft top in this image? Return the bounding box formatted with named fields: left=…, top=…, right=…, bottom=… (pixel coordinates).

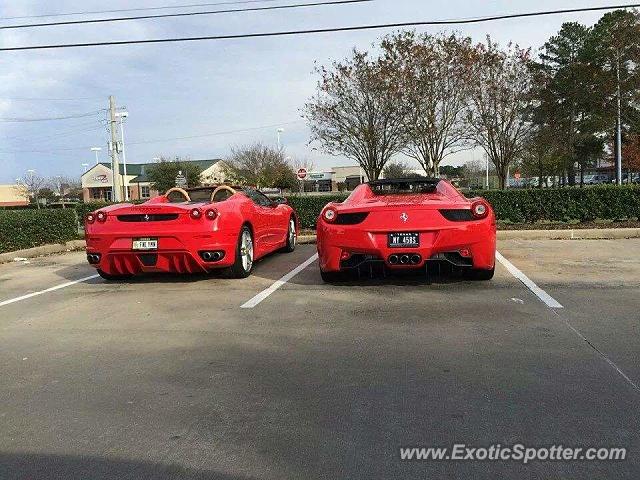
left=368, top=178, right=440, bottom=194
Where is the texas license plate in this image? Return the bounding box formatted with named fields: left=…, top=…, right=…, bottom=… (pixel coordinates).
left=388, top=232, right=420, bottom=248
left=132, top=238, right=158, bottom=250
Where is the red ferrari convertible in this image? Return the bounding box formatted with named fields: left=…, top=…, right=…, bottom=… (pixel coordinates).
left=316, top=178, right=496, bottom=282
left=85, top=185, right=298, bottom=280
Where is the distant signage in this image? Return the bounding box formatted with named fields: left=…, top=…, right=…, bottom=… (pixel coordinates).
left=175, top=171, right=187, bottom=188
left=308, top=172, right=333, bottom=181
left=92, top=174, right=109, bottom=184
left=514, top=172, right=521, bottom=180
left=296, top=168, right=308, bottom=180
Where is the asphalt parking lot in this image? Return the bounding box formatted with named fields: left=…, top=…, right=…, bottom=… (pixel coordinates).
left=1, top=239, right=639, bottom=479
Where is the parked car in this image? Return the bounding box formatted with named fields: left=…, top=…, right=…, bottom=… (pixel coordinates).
left=84, top=185, right=298, bottom=280
left=584, top=174, right=611, bottom=185
left=316, top=178, right=496, bottom=282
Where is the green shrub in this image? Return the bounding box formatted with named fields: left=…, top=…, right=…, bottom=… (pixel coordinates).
left=285, top=185, right=640, bottom=228
left=287, top=194, right=348, bottom=229
left=0, top=209, right=78, bottom=253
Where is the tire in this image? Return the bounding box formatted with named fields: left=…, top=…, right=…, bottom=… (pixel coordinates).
left=227, top=225, right=254, bottom=279
left=97, top=269, right=133, bottom=281
left=320, top=269, right=344, bottom=283
left=464, top=267, right=495, bottom=281
left=282, top=216, right=297, bottom=253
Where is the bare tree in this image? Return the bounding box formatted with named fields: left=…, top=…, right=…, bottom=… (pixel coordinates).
left=304, top=49, right=408, bottom=181
left=224, top=143, right=297, bottom=189
left=382, top=31, right=474, bottom=177
left=466, top=39, right=535, bottom=189
left=16, top=170, right=47, bottom=208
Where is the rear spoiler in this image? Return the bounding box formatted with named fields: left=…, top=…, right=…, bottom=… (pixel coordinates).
left=368, top=177, right=440, bottom=194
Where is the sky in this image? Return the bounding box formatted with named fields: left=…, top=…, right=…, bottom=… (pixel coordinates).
left=0, top=0, right=634, bottom=183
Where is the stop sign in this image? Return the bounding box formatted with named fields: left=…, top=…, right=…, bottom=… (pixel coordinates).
left=514, top=171, right=521, bottom=180
left=297, top=168, right=308, bottom=180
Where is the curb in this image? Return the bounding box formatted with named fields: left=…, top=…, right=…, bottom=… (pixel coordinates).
left=1, top=229, right=638, bottom=264
left=0, top=240, right=86, bottom=264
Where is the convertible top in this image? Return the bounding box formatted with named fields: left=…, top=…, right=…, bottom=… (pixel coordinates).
left=368, top=177, right=441, bottom=194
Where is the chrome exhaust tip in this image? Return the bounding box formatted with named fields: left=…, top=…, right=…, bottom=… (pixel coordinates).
left=211, top=251, right=221, bottom=261
left=400, top=255, right=410, bottom=265
left=388, top=254, right=399, bottom=265
left=410, top=254, right=422, bottom=265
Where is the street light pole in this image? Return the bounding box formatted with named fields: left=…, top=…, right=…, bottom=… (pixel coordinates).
left=615, top=49, right=623, bottom=186
left=90, top=146, right=101, bottom=164
left=276, top=128, right=284, bottom=150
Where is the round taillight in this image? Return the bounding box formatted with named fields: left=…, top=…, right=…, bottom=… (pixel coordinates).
left=471, top=201, right=489, bottom=219
left=86, top=213, right=95, bottom=224
left=190, top=208, right=202, bottom=220
left=205, top=209, right=218, bottom=220
left=323, top=207, right=337, bottom=223
left=96, top=211, right=107, bottom=223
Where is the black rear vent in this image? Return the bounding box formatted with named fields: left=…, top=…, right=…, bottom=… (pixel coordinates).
left=439, top=209, right=474, bottom=222
left=117, top=214, right=179, bottom=222
left=336, top=212, right=369, bottom=225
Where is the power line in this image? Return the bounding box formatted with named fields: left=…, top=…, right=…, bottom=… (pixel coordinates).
left=0, top=0, right=280, bottom=21
left=0, top=111, right=103, bottom=122
left=0, top=120, right=303, bottom=154
left=2, top=3, right=639, bottom=51
left=1, top=0, right=372, bottom=30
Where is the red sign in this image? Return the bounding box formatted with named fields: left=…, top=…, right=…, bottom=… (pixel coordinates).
left=514, top=172, right=521, bottom=180
left=297, top=168, right=308, bottom=180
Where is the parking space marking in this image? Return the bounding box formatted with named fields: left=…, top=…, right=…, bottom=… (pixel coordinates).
left=496, top=251, right=563, bottom=309
left=241, top=253, right=318, bottom=309
left=0, top=274, right=100, bottom=308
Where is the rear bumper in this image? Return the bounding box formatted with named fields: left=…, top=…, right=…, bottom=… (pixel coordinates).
left=85, top=230, right=237, bottom=275
left=317, top=221, right=496, bottom=273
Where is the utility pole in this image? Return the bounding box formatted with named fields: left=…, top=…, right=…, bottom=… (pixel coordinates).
left=615, top=50, right=623, bottom=186
left=109, top=95, right=122, bottom=202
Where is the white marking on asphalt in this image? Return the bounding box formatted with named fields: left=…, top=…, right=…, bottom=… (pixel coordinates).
left=496, top=251, right=563, bottom=309
left=0, top=274, right=100, bottom=308
left=240, top=253, right=319, bottom=309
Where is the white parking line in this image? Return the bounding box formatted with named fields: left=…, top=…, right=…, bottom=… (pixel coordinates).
left=496, top=251, right=563, bottom=309
left=241, top=253, right=318, bottom=309
left=0, top=274, right=100, bottom=308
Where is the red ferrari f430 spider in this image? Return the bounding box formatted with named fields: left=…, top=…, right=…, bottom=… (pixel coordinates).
left=316, top=178, right=496, bottom=282
left=85, top=185, right=298, bottom=280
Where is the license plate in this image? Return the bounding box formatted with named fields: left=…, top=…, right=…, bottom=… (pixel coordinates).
left=132, top=238, right=158, bottom=250
left=388, top=232, right=420, bottom=248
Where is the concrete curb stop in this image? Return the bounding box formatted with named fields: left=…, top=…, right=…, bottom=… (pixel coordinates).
left=1, top=228, right=639, bottom=264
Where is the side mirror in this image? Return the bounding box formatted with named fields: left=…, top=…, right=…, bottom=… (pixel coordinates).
left=273, top=197, right=288, bottom=206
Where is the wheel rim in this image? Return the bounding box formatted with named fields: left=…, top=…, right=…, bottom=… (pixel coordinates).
left=288, top=219, right=296, bottom=247
left=240, top=230, right=253, bottom=272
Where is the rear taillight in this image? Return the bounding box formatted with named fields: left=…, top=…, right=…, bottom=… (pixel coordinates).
left=322, top=207, right=337, bottom=223
left=205, top=208, right=218, bottom=220
left=85, top=213, right=96, bottom=224
left=471, top=201, right=489, bottom=219
left=96, top=211, right=107, bottom=223
left=190, top=208, right=202, bottom=220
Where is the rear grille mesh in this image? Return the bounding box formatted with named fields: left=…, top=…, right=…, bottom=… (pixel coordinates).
left=336, top=212, right=369, bottom=225
left=439, top=209, right=474, bottom=222
left=117, top=214, right=179, bottom=222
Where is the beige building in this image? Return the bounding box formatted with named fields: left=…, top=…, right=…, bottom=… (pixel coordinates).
left=81, top=159, right=227, bottom=202
left=0, top=184, right=29, bottom=207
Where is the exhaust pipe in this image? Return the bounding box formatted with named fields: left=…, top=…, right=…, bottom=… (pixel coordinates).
left=400, top=255, right=410, bottom=265
left=388, top=254, right=399, bottom=265
left=211, top=251, right=221, bottom=261
left=87, top=254, right=100, bottom=264
left=202, top=251, right=213, bottom=261
left=410, top=254, right=422, bottom=265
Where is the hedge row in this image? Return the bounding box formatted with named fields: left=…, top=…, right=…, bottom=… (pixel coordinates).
left=469, top=185, right=640, bottom=223
left=289, top=185, right=640, bottom=228
left=0, top=209, right=78, bottom=253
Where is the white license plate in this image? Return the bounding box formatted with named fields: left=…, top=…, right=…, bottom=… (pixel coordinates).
left=132, top=238, right=158, bottom=250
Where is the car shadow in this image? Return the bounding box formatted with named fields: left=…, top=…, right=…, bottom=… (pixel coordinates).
left=0, top=452, right=256, bottom=480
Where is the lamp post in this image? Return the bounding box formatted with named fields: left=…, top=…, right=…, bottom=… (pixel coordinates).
left=115, top=111, right=129, bottom=200
left=276, top=128, right=284, bottom=150
left=81, top=163, right=89, bottom=172
left=90, top=147, right=102, bottom=164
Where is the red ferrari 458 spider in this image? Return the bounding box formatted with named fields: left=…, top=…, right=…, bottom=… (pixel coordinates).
left=316, top=178, right=496, bottom=282
left=85, top=185, right=298, bottom=280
